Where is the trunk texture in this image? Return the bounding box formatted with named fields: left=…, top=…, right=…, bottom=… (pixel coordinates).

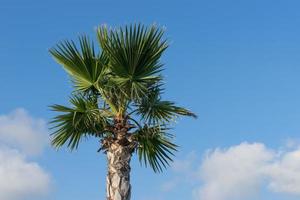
left=106, top=143, right=132, bottom=200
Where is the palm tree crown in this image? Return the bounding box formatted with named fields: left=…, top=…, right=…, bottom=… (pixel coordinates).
left=50, top=24, right=196, bottom=172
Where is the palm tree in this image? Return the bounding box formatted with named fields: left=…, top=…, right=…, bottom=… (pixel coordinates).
left=49, top=24, right=196, bottom=200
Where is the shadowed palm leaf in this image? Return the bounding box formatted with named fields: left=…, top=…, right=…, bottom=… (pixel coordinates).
left=136, top=87, right=196, bottom=124
left=50, top=95, right=112, bottom=149
left=134, top=125, right=177, bottom=172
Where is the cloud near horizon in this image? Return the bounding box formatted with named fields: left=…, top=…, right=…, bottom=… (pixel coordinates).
left=163, top=142, right=300, bottom=200
left=0, top=109, right=51, bottom=200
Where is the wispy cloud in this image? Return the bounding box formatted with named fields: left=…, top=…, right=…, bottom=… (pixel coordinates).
left=0, top=108, right=48, bottom=155
left=161, top=151, right=198, bottom=192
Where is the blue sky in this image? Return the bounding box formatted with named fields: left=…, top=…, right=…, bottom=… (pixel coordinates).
left=1, top=0, right=300, bottom=200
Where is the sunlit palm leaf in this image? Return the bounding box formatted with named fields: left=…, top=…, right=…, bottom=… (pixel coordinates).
left=97, top=24, right=167, bottom=100
left=134, top=125, right=177, bottom=172
left=50, top=95, right=112, bottom=150
left=49, top=36, right=109, bottom=93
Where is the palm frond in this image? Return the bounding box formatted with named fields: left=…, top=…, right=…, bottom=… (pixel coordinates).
left=133, top=125, right=177, bottom=172
left=50, top=95, right=112, bottom=150
left=97, top=24, right=167, bottom=100
left=49, top=24, right=197, bottom=171
left=136, top=88, right=197, bottom=124
left=49, top=35, right=109, bottom=93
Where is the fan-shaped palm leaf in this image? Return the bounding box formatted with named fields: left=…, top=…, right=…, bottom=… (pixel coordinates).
left=49, top=24, right=196, bottom=178
left=97, top=24, right=167, bottom=100
left=136, top=87, right=197, bottom=124
left=134, top=125, right=177, bottom=172
left=50, top=95, right=112, bottom=150
left=49, top=36, right=109, bottom=93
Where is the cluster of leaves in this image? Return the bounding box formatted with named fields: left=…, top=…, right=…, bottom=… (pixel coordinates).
left=50, top=24, right=196, bottom=172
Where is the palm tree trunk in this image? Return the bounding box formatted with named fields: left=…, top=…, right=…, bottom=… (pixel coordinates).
left=106, top=143, right=132, bottom=200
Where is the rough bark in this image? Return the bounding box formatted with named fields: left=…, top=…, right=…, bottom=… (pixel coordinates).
left=106, top=143, right=132, bottom=200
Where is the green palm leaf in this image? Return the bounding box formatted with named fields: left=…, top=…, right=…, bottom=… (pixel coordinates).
left=136, top=87, right=197, bottom=124
left=50, top=95, right=112, bottom=150
left=49, top=36, right=109, bottom=93
left=49, top=24, right=197, bottom=174
left=97, top=24, right=167, bottom=100
left=134, top=125, right=177, bottom=172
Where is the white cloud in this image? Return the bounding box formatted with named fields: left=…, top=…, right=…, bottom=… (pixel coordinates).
left=172, top=151, right=197, bottom=173
left=163, top=142, right=300, bottom=200
left=196, top=143, right=273, bottom=200
left=0, top=109, right=51, bottom=200
left=265, top=149, right=300, bottom=194
left=0, top=108, right=48, bottom=155
left=0, top=148, right=51, bottom=200
left=197, top=142, right=300, bottom=200
left=161, top=177, right=181, bottom=192
left=161, top=151, right=198, bottom=192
